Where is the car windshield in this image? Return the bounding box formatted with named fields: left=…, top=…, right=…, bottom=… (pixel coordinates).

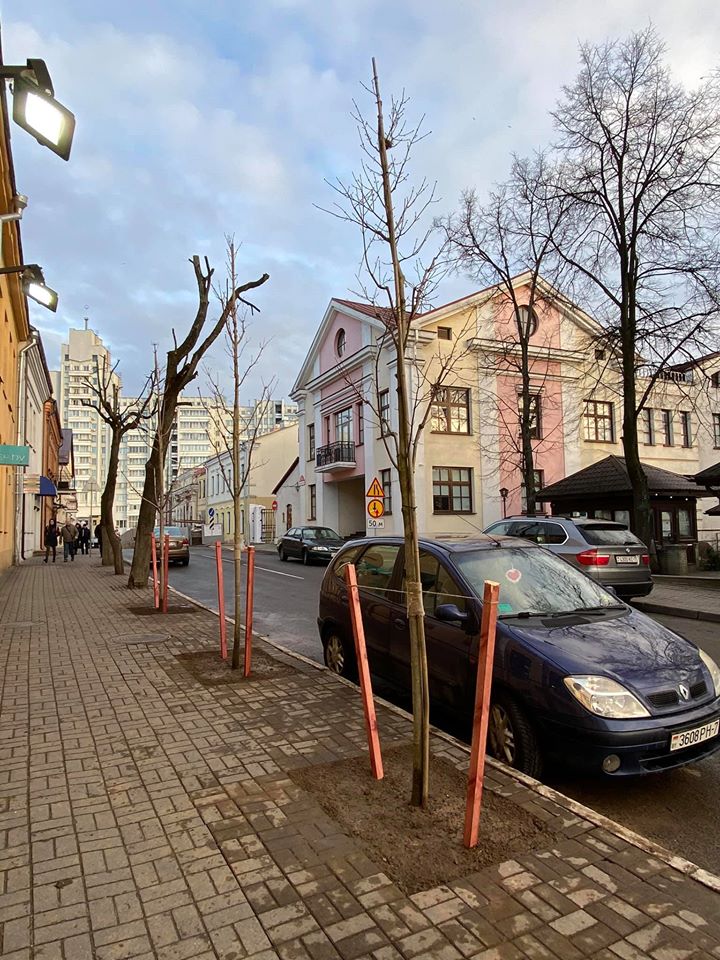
left=455, top=546, right=620, bottom=616
left=579, top=524, right=644, bottom=547
left=303, top=528, right=340, bottom=540
left=154, top=527, right=184, bottom=537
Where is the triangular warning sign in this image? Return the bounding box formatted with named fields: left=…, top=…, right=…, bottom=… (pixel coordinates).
left=366, top=476, right=385, bottom=498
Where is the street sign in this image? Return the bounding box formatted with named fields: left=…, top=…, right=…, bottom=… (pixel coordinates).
left=367, top=498, right=384, bottom=519
left=271, top=500, right=278, bottom=512
left=367, top=518, right=385, bottom=529
left=0, top=444, right=30, bottom=466
left=366, top=477, right=385, bottom=499
left=298, top=474, right=306, bottom=486
left=207, top=506, right=215, bottom=528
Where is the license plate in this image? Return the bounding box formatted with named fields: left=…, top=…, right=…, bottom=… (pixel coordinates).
left=670, top=719, right=720, bottom=752
left=615, top=555, right=640, bottom=564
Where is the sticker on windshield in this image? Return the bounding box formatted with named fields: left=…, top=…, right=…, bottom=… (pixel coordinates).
left=498, top=602, right=513, bottom=614
left=505, top=568, right=522, bottom=583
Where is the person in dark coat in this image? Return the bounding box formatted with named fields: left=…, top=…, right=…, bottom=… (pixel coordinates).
left=60, top=520, right=77, bottom=561
left=80, top=521, right=91, bottom=555
left=95, top=522, right=103, bottom=558
left=43, top=519, right=59, bottom=563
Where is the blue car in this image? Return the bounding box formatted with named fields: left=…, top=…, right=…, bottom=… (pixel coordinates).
left=317, top=535, right=720, bottom=777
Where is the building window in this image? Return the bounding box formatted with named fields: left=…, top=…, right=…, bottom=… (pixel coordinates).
left=335, top=328, right=346, bottom=357
left=357, top=402, right=364, bottom=445
left=334, top=407, right=352, bottom=443
left=642, top=408, right=655, bottom=445
left=517, top=305, right=538, bottom=337
left=379, top=390, right=390, bottom=436
left=437, top=326, right=452, bottom=340
left=308, top=484, right=316, bottom=520
left=711, top=371, right=720, bottom=388
left=714, top=413, right=720, bottom=447
left=680, top=411, right=692, bottom=448
left=380, top=468, right=392, bottom=515
left=431, top=387, right=470, bottom=434
left=661, top=409, right=673, bottom=446
left=324, top=415, right=331, bottom=444
left=520, top=470, right=544, bottom=509
left=583, top=400, right=615, bottom=442
left=518, top=393, right=542, bottom=439
left=308, top=424, right=315, bottom=460
left=432, top=467, right=473, bottom=514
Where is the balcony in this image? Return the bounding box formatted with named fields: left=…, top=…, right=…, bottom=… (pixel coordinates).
left=316, top=441, right=356, bottom=473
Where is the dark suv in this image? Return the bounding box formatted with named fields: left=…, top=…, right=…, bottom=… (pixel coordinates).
left=483, top=516, right=652, bottom=599
left=318, top=535, right=720, bottom=778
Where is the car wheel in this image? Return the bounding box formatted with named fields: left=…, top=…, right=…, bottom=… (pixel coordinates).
left=488, top=695, right=542, bottom=779
left=302, top=549, right=310, bottom=566
left=323, top=629, right=357, bottom=680
left=279, top=548, right=288, bottom=561
left=181, top=558, right=189, bottom=567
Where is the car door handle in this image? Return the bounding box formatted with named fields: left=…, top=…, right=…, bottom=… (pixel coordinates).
left=393, top=617, right=406, bottom=629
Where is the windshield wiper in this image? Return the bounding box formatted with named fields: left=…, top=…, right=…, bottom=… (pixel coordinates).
left=498, top=610, right=546, bottom=619
left=549, top=605, right=625, bottom=617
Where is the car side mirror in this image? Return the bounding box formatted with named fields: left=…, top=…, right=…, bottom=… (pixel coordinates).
left=435, top=603, right=469, bottom=625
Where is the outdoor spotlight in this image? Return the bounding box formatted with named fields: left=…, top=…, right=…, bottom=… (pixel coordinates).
left=0, top=59, right=75, bottom=160
left=0, top=263, right=58, bottom=311
left=0, top=194, right=29, bottom=223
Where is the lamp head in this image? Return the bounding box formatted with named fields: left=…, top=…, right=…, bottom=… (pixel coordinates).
left=11, top=64, right=75, bottom=161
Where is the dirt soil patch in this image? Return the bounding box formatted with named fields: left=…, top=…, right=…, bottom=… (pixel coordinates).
left=291, top=744, right=558, bottom=895
left=129, top=605, right=200, bottom=616
left=176, top=649, right=297, bottom=686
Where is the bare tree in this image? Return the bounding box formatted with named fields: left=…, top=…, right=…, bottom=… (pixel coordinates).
left=324, top=60, right=479, bottom=807
left=446, top=156, right=572, bottom=515
left=82, top=360, right=156, bottom=574
left=547, top=27, right=720, bottom=547
left=204, top=237, right=273, bottom=669
left=128, top=255, right=269, bottom=588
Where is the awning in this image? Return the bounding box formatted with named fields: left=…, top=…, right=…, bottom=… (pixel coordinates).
left=39, top=476, right=57, bottom=497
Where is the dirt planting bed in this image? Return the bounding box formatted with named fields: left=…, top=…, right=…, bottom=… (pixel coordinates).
left=176, top=648, right=297, bottom=685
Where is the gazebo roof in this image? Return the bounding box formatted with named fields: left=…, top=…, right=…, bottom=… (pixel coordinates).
left=537, top=455, right=708, bottom=501
left=695, top=461, right=720, bottom=486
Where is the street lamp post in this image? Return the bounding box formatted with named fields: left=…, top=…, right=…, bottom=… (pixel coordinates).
left=499, top=487, right=509, bottom=519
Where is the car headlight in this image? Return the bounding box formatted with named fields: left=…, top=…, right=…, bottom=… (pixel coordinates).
left=564, top=676, right=650, bottom=719
left=699, top=650, right=720, bottom=696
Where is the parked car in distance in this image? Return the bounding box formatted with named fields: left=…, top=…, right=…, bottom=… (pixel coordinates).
left=483, top=516, right=653, bottom=599
left=318, top=535, right=720, bottom=778
left=152, top=526, right=190, bottom=566
left=278, top=526, right=345, bottom=564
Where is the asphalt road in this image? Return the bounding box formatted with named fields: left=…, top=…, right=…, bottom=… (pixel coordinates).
left=165, top=546, right=720, bottom=875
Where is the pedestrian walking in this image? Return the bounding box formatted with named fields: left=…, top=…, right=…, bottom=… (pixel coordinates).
left=95, top=522, right=103, bottom=558
left=75, top=523, right=82, bottom=556
left=80, top=521, right=91, bottom=555
left=43, top=519, right=59, bottom=563
left=60, top=519, right=77, bottom=562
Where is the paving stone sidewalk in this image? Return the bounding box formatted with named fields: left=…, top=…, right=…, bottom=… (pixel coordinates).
left=634, top=580, right=720, bottom=623
left=2, top=560, right=720, bottom=960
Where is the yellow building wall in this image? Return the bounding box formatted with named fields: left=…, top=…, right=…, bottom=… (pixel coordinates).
left=0, top=95, right=30, bottom=573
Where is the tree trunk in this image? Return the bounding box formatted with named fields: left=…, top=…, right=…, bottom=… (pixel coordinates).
left=232, top=490, right=243, bottom=670
left=519, top=334, right=536, bottom=515
left=101, top=431, right=123, bottom=574
left=128, top=396, right=176, bottom=588
left=621, top=290, right=653, bottom=549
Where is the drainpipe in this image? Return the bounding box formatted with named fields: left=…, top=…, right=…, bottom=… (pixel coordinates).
left=15, top=333, right=37, bottom=563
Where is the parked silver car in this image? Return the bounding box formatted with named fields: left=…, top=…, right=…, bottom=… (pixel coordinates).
left=483, top=516, right=653, bottom=599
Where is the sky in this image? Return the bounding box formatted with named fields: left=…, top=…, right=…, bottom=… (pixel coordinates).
left=3, top=0, right=719, bottom=397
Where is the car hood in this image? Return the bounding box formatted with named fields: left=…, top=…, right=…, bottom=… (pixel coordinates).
left=306, top=538, right=344, bottom=548
left=505, top=607, right=704, bottom=692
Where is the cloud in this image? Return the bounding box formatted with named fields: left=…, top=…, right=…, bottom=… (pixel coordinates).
left=3, top=0, right=720, bottom=399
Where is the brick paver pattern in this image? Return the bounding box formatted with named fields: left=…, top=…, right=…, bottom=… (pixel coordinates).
left=1, top=560, right=720, bottom=960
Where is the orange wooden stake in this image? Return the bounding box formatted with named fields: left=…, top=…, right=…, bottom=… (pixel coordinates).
left=244, top=545, right=255, bottom=677
left=162, top=534, right=170, bottom=614
left=215, top=540, right=227, bottom=659
left=344, top=563, right=383, bottom=779
left=151, top=534, right=159, bottom=609
left=463, top=580, right=500, bottom=848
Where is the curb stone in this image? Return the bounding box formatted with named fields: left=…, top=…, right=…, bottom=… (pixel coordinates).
left=168, top=583, right=720, bottom=895
left=633, top=600, right=720, bottom=623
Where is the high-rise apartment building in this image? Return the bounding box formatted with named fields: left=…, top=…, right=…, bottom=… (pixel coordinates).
left=54, top=324, right=120, bottom=525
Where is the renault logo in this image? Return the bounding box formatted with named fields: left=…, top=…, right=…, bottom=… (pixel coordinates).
left=678, top=684, right=690, bottom=701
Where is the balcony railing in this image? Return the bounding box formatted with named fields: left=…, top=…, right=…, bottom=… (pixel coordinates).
left=316, top=441, right=356, bottom=472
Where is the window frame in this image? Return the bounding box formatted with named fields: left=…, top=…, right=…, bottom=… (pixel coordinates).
left=334, top=407, right=353, bottom=444
left=432, top=466, right=473, bottom=515
left=431, top=387, right=471, bottom=435
left=583, top=400, right=615, bottom=443
left=380, top=468, right=392, bottom=516
left=437, top=326, right=452, bottom=341
left=518, top=393, right=542, bottom=440
left=307, top=423, right=315, bottom=461
left=357, top=402, right=364, bottom=446
left=641, top=408, right=655, bottom=445
left=680, top=411, right=692, bottom=448
left=308, top=484, right=316, bottom=521
left=661, top=409, right=674, bottom=446
left=714, top=413, right=720, bottom=448
left=378, top=390, right=390, bottom=437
